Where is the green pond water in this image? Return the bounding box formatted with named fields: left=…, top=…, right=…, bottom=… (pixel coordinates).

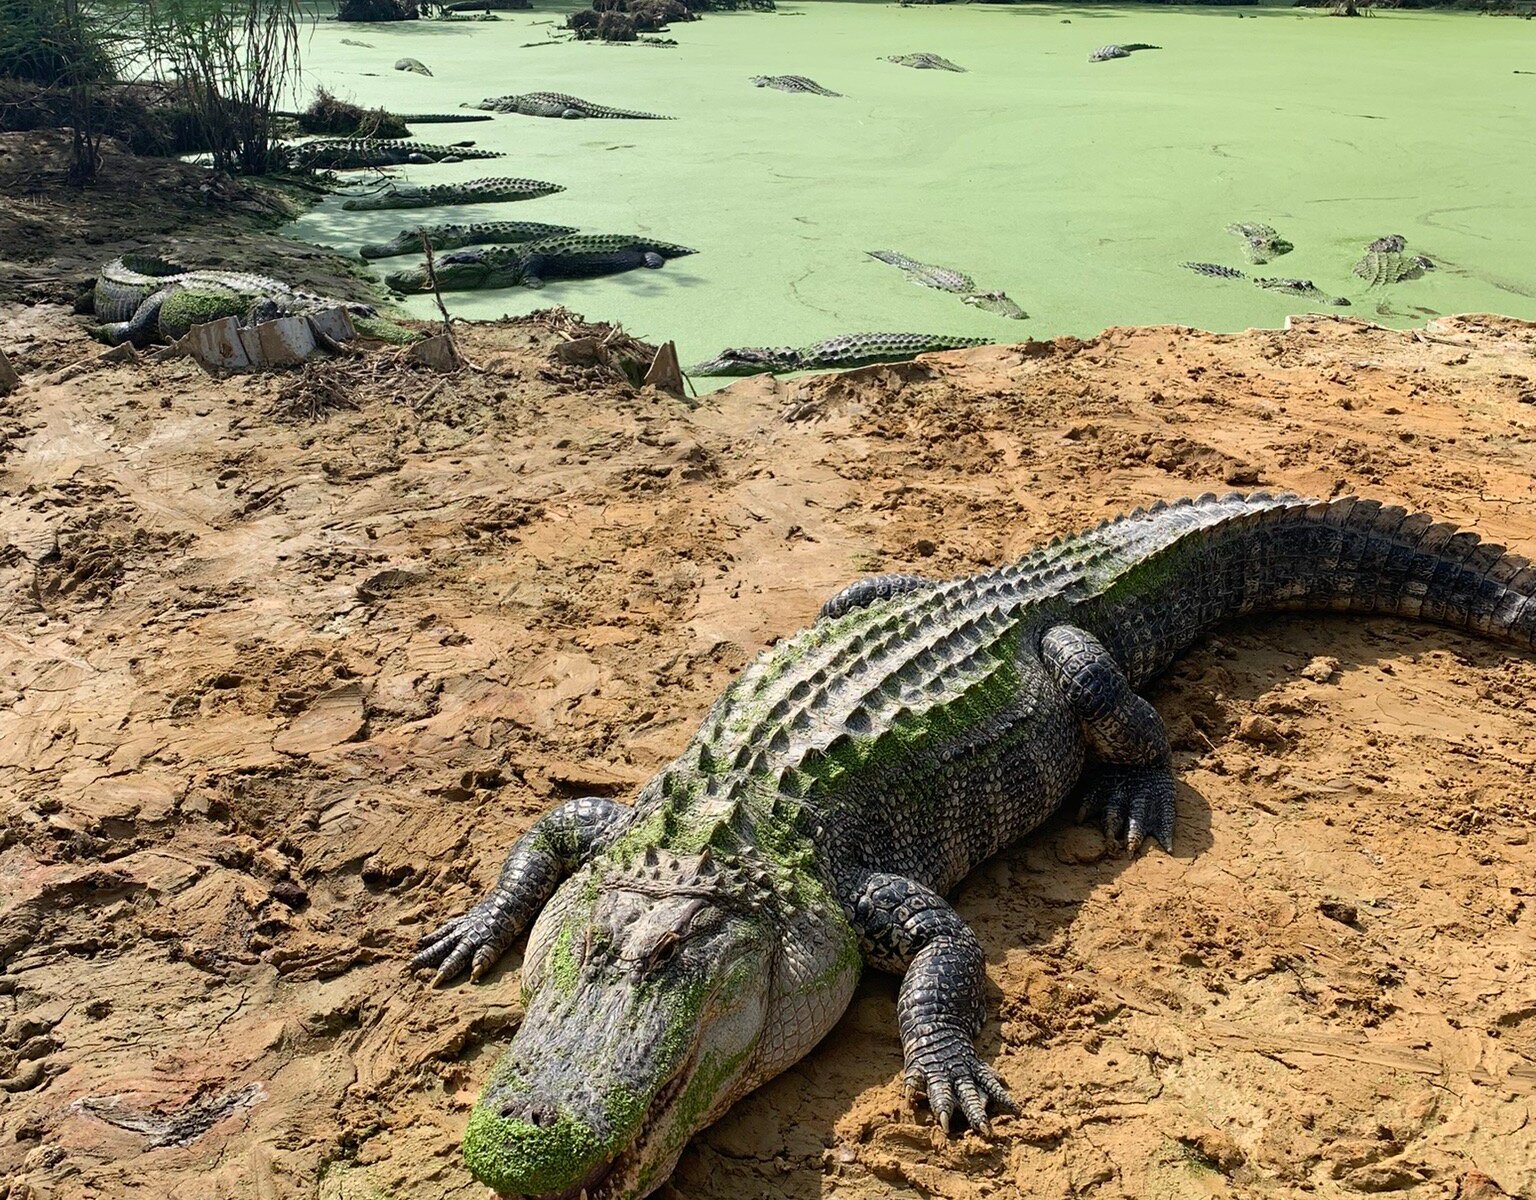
left=285, top=3, right=1536, bottom=372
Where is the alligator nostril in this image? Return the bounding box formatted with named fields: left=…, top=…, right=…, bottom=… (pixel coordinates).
left=500, top=1101, right=559, bottom=1129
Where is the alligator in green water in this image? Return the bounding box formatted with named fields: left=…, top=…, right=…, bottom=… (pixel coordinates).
left=383, top=234, right=696, bottom=292
left=411, top=489, right=1536, bottom=1200
left=395, top=57, right=432, bottom=75
left=1226, top=222, right=1293, bottom=266
left=884, top=52, right=966, bottom=72
left=691, top=332, right=991, bottom=376
left=867, top=251, right=1026, bottom=321
left=473, top=92, right=671, bottom=119
left=359, top=219, right=582, bottom=260
left=1089, top=43, right=1159, bottom=62
left=1354, top=237, right=1434, bottom=288
left=1183, top=262, right=1245, bottom=280
left=1253, top=277, right=1351, bottom=307
left=89, top=255, right=386, bottom=347
left=394, top=112, right=496, bottom=125
left=338, top=176, right=565, bottom=210
left=287, top=138, right=501, bottom=170
left=751, top=75, right=842, bottom=96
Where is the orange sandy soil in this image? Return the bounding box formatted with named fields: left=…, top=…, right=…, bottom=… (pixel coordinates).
left=2, top=159, right=1536, bottom=1199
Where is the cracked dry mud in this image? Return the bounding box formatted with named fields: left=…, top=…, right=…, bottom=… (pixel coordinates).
left=1, top=312, right=1535, bottom=1200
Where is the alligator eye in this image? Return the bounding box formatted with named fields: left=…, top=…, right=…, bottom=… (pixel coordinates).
left=646, top=930, right=682, bottom=970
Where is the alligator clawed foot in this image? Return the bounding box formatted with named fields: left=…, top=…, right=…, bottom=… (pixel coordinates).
left=1075, top=765, right=1177, bottom=856
left=904, top=1048, right=1015, bottom=1136
left=410, top=907, right=507, bottom=985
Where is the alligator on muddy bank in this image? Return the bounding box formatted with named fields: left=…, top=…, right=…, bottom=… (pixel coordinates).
left=412, top=488, right=1536, bottom=1200
left=338, top=176, right=566, bottom=210
left=691, top=332, right=992, bottom=376
left=359, top=219, right=582, bottom=260
left=473, top=92, right=671, bottom=119
left=383, top=234, right=696, bottom=291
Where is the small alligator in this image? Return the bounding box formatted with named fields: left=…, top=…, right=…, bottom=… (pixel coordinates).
left=359, top=219, right=581, bottom=260
left=868, top=251, right=1026, bottom=321
left=1089, top=43, right=1159, bottom=62
left=691, top=332, right=991, bottom=376
left=412, top=489, right=1536, bottom=1200
left=473, top=92, right=671, bottom=119
left=90, top=255, right=378, bottom=347
left=285, top=138, right=501, bottom=170
left=884, top=52, right=967, bottom=72
left=751, top=75, right=842, bottom=96
left=1183, top=262, right=1246, bottom=280
left=339, top=176, right=565, bottom=210
left=383, top=234, right=696, bottom=292
left=1253, top=277, right=1351, bottom=307
left=394, top=57, right=433, bottom=76
left=1226, top=222, right=1293, bottom=265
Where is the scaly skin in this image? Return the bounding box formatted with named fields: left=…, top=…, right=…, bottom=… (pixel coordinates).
left=473, top=91, right=671, bottom=119
left=414, top=491, right=1536, bottom=1200
left=1354, top=240, right=1434, bottom=287
left=868, top=251, right=1027, bottom=321
left=1226, top=222, right=1294, bottom=266
left=691, top=332, right=992, bottom=376
left=884, top=52, right=967, bottom=72
left=395, top=57, right=432, bottom=76
left=751, top=75, right=842, bottom=96
left=359, top=219, right=581, bottom=260
left=1253, top=277, right=1352, bottom=307
left=395, top=112, right=496, bottom=124
left=1183, top=262, right=1245, bottom=280
left=339, top=176, right=565, bottom=210
left=1089, top=42, right=1160, bottom=62
left=285, top=138, right=501, bottom=170
left=382, top=234, right=696, bottom=293
left=90, top=255, right=377, bottom=347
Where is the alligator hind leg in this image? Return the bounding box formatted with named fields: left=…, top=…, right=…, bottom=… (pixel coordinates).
left=849, top=873, right=1017, bottom=1135
left=411, top=796, right=629, bottom=985
left=1041, top=625, right=1176, bottom=854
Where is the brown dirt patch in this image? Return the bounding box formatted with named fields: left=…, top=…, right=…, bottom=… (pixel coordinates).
left=1, top=311, right=1535, bottom=1200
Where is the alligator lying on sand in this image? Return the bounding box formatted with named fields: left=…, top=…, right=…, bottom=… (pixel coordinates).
left=1226, top=222, right=1293, bottom=265
left=339, top=176, right=565, bottom=210
left=89, top=255, right=386, bottom=347
left=884, top=52, right=966, bottom=71
left=286, top=138, right=501, bottom=170
left=751, top=75, right=842, bottom=96
left=1089, top=42, right=1159, bottom=62
left=473, top=92, right=671, bottom=119
left=384, top=234, right=696, bottom=292
left=1253, top=277, right=1351, bottom=306
left=868, top=251, right=1027, bottom=320
left=692, top=332, right=991, bottom=376
left=412, top=488, right=1536, bottom=1200
left=359, top=219, right=582, bottom=260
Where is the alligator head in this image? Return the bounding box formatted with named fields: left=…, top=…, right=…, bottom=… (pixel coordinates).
left=463, top=846, right=858, bottom=1199
left=383, top=249, right=519, bottom=293
left=688, top=346, right=801, bottom=377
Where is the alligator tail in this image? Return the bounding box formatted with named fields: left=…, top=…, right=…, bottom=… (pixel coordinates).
left=1079, top=492, right=1536, bottom=686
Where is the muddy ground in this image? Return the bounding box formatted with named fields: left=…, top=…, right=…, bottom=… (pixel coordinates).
left=2, top=139, right=1536, bottom=1200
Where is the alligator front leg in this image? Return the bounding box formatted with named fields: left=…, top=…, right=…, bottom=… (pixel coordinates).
left=1041, top=624, right=1176, bottom=854
left=411, top=796, right=629, bottom=985
left=849, top=873, right=1016, bottom=1134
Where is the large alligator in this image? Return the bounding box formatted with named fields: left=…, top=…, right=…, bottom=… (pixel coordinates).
left=339, top=176, right=565, bottom=210
left=359, top=219, right=582, bottom=260
left=383, top=234, right=696, bottom=292
left=286, top=138, right=502, bottom=170
left=473, top=92, right=671, bottom=119
left=884, top=52, right=966, bottom=72
left=751, top=75, right=843, bottom=96
left=867, top=251, right=1027, bottom=320
left=1226, top=222, right=1293, bottom=265
left=691, top=332, right=991, bottom=376
left=89, top=255, right=380, bottom=347
left=412, top=489, right=1536, bottom=1200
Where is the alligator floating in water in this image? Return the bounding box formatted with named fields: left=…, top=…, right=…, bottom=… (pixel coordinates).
left=867, top=251, right=1027, bottom=321
left=286, top=138, right=502, bottom=170
left=1354, top=236, right=1434, bottom=287
left=338, top=176, right=565, bottom=210
left=394, top=57, right=432, bottom=76
left=884, top=52, right=966, bottom=72
left=89, top=255, right=382, bottom=347
left=1253, top=277, right=1351, bottom=307
left=412, top=488, right=1536, bottom=1200
left=1182, top=262, right=1246, bottom=280
left=1226, top=222, right=1293, bottom=265
left=751, top=75, right=842, bottom=96
left=692, top=332, right=992, bottom=376
left=1089, top=43, right=1159, bottom=62
left=358, top=219, right=582, bottom=260
left=383, top=234, right=696, bottom=292
left=473, top=92, right=671, bottom=119
left=1367, top=234, right=1407, bottom=254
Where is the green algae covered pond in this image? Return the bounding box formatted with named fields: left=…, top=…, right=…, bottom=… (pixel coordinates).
left=286, top=3, right=1536, bottom=369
